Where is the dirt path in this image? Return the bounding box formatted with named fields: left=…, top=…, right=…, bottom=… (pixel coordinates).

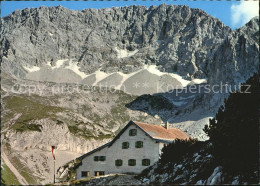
left=2, top=151, right=29, bottom=185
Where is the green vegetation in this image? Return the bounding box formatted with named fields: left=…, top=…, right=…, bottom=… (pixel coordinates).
left=58, top=158, right=82, bottom=182
left=68, top=125, right=113, bottom=140
left=13, top=123, right=42, bottom=132
left=1, top=161, right=21, bottom=185
left=5, top=95, right=64, bottom=132
left=139, top=74, right=259, bottom=184
left=110, top=104, right=130, bottom=124
left=159, top=139, right=202, bottom=165
left=110, top=90, right=136, bottom=126
left=79, top=89, right=136, bottom=136
left=126, top=94, right=174, bottom=111
left=56, top=120, right=64, bottom=125
left=69, top=176, right=93, bottom=185
left=59, top=88, right=136, bottom=140
left=158, top=139, right=203, bottom=172
left=11, top=156, right=38, bottom=185
left=150, top=95, right=174, bottom=110
left=204, top=73, right=259, bottom=181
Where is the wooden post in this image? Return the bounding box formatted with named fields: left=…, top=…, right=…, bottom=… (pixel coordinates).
left=54, top=159, right=55, bottom=184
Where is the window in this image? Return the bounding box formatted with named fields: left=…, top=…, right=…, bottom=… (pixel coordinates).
left=129, top=129, right=137, bottom=136
left=115, top=159, right=123, bottom=166
left=99, top=156, right=106, bottom=161
left=94, top=156, right=106, bottom=161
left=135, top=141, right=143, bottom=148
left=94, top=156, right=99, bottom=161
left=128, top=159, right=136, bottom=166
left=122, top=142, right=129, bottom=149
left=142, top=159, right=150, bottom=166
left=81, top=171, right=90, bottom=177
left=95, top=171, right=105, bottom=176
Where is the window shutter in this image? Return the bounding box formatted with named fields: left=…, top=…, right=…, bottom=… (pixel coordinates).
left=128, top=159, right=136, bottom=166
left=100, top=156, right=106, bottom=161
left=142, top=159, right=150, bottom=166
left=81, top=171, right=89, bottom=177
left=122, top=142, right=129, bottom=149
left=135, top=141, right=143, bottom=148
left=129, top=129, right=137, bottom=136
left=115, top=159, right=123, bottom=166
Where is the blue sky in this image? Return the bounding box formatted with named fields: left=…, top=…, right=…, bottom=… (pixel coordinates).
left=1, top=1, right=259, bottom=29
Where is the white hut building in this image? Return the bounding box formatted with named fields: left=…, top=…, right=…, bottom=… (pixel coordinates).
left=76, top=120, right=189, bottom=179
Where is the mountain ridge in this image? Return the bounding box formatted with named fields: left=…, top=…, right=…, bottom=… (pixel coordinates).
left=0, top=5, right=231, bottom=78
left=1, top=4, right=259, bottom=184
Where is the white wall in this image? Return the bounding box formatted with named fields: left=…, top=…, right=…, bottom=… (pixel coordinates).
left=76, top=124, right=161, bottom=179
left=159, top=142, right=165, bottom=155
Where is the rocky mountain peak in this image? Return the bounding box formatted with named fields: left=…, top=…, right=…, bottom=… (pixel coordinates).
left=1, top=5, right=235, bottom=79
left=1, top=4, right=259, bottom=185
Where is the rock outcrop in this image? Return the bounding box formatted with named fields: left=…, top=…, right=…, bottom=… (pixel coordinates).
left=1, top=4, right=259, bottom=185
left=1, top=5, right=258, bottom=84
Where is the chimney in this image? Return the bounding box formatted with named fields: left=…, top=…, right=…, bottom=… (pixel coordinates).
left=165, top=121, right=169, bottom=130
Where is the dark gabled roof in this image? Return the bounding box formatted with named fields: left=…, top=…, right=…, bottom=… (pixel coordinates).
left=77, top=120, right=189, bottom=161
left=77, top=141, right=111, bottom=160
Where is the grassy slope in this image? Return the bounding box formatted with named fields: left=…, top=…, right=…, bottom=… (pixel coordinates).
left=1, top=81, right=159, bottom=184
left=4, top=95, right=64, bottom=132
left=11, top=155, right=39, bottom=185
left=2, top=144, right=40, bottom=185
left=1, top=160, right=21, bottom=185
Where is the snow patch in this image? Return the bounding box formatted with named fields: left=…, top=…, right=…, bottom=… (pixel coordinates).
left=176, top=164, right=183, bottom=169
left=144, top=65, right=191, bottom=87
left=194, top=154, right=201, bottom=162
left=52, top=59, right=68, bottom=69
left=84, top=65, right=204, bottom=89
left=144, top=65, right=165, bottom=76
left=23, top=65, right=40, bottom=72
left=46, top=61, right=52, bottom=67
left=171, top=74, right=191, bottom=87
left=46, top=59, right=87, bottom=78
left=206, top=166, right=223, bottom=185
left=92, top=70, right=111, bottom=86
left=171, top=100, right=187, bottom=106
left=24, top=61, right=207, bottom=93
left=231, top=177, right=239, bottom=185
left=65, top=61, right=88, bottom=79
left=142, top=178, right=150, bottom=183
left=45, top=59, right=68, bottom=69
left=178, top=95, right=195, bottom=100
left=191, top=79, right=207, bottom=84
left=115, top=47, right=139, bottom=58
left=196, top=180, right=206, bottom=185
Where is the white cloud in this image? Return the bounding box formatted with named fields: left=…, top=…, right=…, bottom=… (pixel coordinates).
left=231, top=0, right=259, bottom=28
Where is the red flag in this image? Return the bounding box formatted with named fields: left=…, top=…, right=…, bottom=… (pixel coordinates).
left=51, top=146, right=56, bottom=160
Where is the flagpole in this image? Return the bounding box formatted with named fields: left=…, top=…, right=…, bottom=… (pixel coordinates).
left=54, top=159, right=55, bottom=184
left=52, top=145, right=56, bottom=184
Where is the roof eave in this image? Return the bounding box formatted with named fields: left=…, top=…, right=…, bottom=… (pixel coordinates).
left=77, top=141, right=112, bottom=160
